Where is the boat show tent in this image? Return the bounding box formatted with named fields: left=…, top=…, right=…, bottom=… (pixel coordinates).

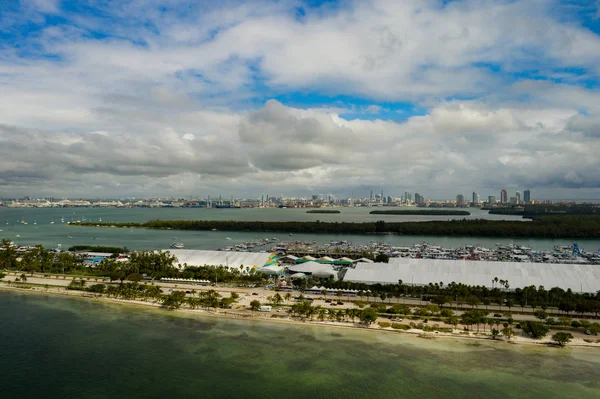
left=344, top=258, right=600, bottom=293
left=256, top=265, right=285, bottom=275
left=168, top=250, right=274, bottom=271
left=288, top=261, right=337, bottom=278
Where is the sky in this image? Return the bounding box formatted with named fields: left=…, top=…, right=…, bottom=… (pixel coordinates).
left=1, top=0, right=600, bottom=200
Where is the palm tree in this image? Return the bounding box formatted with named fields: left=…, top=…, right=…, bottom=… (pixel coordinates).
left=284, top=293, right=292, bottom=303
left=317, top=307, right=327, bottom=321
left=20, top=273, right=27, bottom=283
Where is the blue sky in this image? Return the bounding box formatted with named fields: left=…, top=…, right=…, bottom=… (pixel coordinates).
left=1, top=0, right=600, bottom=199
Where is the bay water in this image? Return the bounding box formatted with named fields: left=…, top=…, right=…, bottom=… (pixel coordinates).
left=1, top=291, right=599, bottom=398
left=0, top=207, right=598, bottom=251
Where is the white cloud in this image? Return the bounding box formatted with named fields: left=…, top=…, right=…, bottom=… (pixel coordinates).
left=0, top=0, right=600, bottom=198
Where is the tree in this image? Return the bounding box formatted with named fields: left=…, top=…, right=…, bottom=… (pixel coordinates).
left=250, top=300, right=261, bottom=311
left=360, top=307, right=379, bottom=325
left=502, top=327, right=515, bottom=340
left=374, top=253, right=389, bottom=263
left=522, top=321, right=550, bottom=339
left=447, top=316, right=459, bottom=328
left=284, top=293, right=292, bottom=303
left=0, top=239, right=18, bottom=270
left=20, top=273, right=27, bottom=282
left=491, top=328, right=500, bottom=340
left=552, top=332, right=573, bottom=347
left=466, top=295, right=480, bottom=309
left=534, top=310, right=548, bottom=320
left=163, top=291, right=186, bottom=309
left=432, top=296, right=450, bottom=307
left=230, top=291, right=239, bottom=300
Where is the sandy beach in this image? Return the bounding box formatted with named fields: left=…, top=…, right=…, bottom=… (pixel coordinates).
left=2, top=280, right=599, bottom=350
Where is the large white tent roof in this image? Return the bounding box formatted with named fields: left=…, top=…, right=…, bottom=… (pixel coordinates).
left=288, top=261, right=337, bottom=276
left=344, top=258, right=600, bottom=293
left=167, top=250, right=273, bottom=270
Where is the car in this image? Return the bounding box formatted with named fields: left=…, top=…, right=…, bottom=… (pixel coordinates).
left=337, top=301, right=343, bottom=305
left=330, top=303, right=337, bottom=306
left=325, top=299, right=332, bottom=303
left=585, top=329, right=592, bottom=335
left=277, top=309, right=282, bottom=313
left=391, top=317, right=403, bottom=322
left=252, top=292, right=258, bottom=295
left=185, top=291, right=191, bottom=294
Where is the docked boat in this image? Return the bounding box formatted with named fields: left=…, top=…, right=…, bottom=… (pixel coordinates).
left=170, top=242, right=185, bottom=249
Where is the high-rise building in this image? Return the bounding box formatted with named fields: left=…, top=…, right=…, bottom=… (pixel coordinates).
left=404, top=192, right=411, bottom=203
left=488, top=196, right=497, bottom=204
left=472, top=192, right=479, bottom=204
left=524, top=189, right=531, bottom=204
left=500, top=189, right=508, bottom=203
left=516, top=191, right=521, bottom=203
left=414, top=193, right=423, bottom=204
left=456, top=194, right=465, bottom=205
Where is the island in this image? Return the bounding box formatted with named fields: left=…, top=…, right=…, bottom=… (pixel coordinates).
left=69, top=215, right=600, bottom=238
left=306, top=209, right=341, bottom=214
left=369, top=210, right=470, bottom=216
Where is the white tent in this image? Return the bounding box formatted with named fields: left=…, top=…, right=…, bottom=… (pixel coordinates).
left=167, top=250, right=274, bottom=271
left=344, top=258, right=600, bottom=293
left=288, top=262, right=337, bottom=279
left=257, top=265, right=285, bottom=275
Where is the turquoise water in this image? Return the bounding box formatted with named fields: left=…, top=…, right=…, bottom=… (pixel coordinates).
left=1, top=291, right=600, bottom=398
left=1, top=207, right=599, bottom=251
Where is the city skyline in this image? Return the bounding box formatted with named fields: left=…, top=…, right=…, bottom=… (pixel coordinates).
left=1, top=1, right=600, bottom=199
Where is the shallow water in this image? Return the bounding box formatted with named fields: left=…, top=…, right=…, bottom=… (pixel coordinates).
left=1, top=291, right=599, bottom=398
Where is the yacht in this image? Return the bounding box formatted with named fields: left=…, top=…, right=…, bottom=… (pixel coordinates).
left=226, top=237, right=232, bottom=240
left=170, top=242, right=185, bottom=249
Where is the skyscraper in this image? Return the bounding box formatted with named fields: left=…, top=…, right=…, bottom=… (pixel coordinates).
left=516, top=191, right=521, bottom=203
left=456, top=193, right=465, bottom=205
left=414, top=193, right=423, bottom=204
left=524, top=189, right=531, bottom=204
left=501, top=189, right=508, bottom=203
left=472, top=192, right=479, bottom=205
left=488, top=196, right=496, bottom=204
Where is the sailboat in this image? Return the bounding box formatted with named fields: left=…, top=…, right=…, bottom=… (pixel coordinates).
left=99, top=217, right=102, bottom=222
left=50, top=217, right=55, bottom=225
left=34, top=220, right=37, bottom=225
left=61, top=216, right=65, bottom=223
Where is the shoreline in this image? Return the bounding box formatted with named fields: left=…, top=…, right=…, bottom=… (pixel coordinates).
left=2, top=283, right=598, bottom=350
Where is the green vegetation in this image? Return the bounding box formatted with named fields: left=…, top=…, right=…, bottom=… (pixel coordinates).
left=306, top=209, right=341, bottom=214
left=70, top=215, right=600, bottom=238
left=487, top=203, right=600, bottom=217
left=522, top=321, right=551, bottom=339
left=369, top=210, right=470, bottom=215
left=68, top=245, right=129, bottom=254
left=552, top=332, right=573, bottom=347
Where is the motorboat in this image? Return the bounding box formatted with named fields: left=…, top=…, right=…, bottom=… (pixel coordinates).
left=170, top=242, right=185, bottom=249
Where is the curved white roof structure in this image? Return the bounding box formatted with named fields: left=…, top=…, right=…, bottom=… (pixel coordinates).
left=344, top=258, right=600, bottom=293
left=288, top=261, right=337, bottom=278
left=167, top=250, right=274, bottom=271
